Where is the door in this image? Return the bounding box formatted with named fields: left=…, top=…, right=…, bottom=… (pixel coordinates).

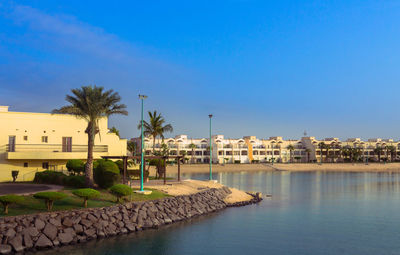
left=8, top=136, right=16, bottom=152
left=62, top=137, right=72, bottom=152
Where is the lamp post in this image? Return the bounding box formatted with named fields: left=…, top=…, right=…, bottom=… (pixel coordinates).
left=209, top=114, right=213, bottom=180
left=139, top=94, right=147, bottom=192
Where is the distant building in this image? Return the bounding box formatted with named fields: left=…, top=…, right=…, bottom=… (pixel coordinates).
left=0, top=106, right=127, bottom=182
left=132, top=134, right=400, bottom=164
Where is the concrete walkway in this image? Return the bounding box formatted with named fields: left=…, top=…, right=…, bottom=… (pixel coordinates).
left=0, top=183, right=63, bottom=195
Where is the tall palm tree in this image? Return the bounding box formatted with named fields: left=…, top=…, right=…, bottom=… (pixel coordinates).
left=53, top=86, right=127, bottom=187
left=137, top=111, right=173, bottom=154
left=127, top=140, right=137, bottom=156
left=286, top=144, right=295, bottom=163
left=189, top=143, right=196, bottom=164
left=318, top=142, right=326, bottom=164
left=109, top=126, right=120, bottom=137
left=387, top=145, right=396, bottom=162
left=305, top=148, right=311, bottom=163
left=373, top=146, right=383, bottom=162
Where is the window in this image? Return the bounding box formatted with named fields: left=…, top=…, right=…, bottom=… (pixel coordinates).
left=23, top=136, right=28, bottom=141
left=218, top=151, right=223, bottom=156
left=42, top=162, right=49, bottom=169
left=226, top=151, right=232, bottom=156
left=260, top=151, right=266, bottom=155
left=195, top=151, right=202, bottom=156
left=42, top=136, right=48, bottom=143
left=8, top=136, right=16, bottom=152
left=23, top=162, right=28, bottom=167
left=241, top=150, right=247, bottom=155
left=253, top=151, right=259, bottom=155
left=62, top=137, right=72, bottom=152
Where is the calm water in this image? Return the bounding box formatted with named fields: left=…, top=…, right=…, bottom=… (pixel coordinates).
left=42, top=171, right=400, bottom=255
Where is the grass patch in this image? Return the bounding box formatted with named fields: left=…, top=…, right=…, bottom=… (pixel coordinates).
left=0, top=187, right=170, bottom=217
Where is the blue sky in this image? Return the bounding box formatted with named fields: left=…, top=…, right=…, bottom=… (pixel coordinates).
left=1, top=0, right=400, bottom=140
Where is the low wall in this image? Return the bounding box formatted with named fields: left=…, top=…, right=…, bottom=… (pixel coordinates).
left=0, top=187, right=262, bottom=254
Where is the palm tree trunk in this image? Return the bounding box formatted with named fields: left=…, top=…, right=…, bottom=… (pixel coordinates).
left=85, top=123, right=95, bottom=187
left=152, top=136, right=156, bottom=155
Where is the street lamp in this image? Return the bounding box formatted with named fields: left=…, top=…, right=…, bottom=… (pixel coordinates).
left=139, top=94, right=147, bottom=192
left=209, top=114, right=213, bottom=180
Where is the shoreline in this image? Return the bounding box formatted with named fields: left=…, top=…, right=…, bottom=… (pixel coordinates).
left=155, top=163, right=400, bottom=175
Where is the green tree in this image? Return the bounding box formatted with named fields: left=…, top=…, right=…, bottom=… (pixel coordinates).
left=127, top=140, right=137, bottom=156
left=387, top=145, right=396, bottom=162
left=318, top=142, right=326, bottom=164
left=53, top=86, right=128, bottom=187
left=109, top=126, right=120, bottom=137
left=305, top=148, right=311, bottom=163
left=189, top=143, right=197, bottom=164
left=286, top=144, right=295, bottom=163
left=373, top=146, right=384, bottom=162
left=137, top=111, right=173, bottom=154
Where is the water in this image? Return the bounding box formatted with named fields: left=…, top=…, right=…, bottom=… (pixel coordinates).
left=42, top=171, right=400, bottom=255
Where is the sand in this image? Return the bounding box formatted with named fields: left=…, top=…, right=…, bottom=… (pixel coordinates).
left=144, top=179, right=254, bottom=204
left=147, top=163, right=400, bottom=175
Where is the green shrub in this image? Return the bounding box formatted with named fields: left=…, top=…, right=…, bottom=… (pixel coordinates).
left=94, top=160, right=120, bottom=189
left=33, top=192, right=68, bottom=211
left=234, top=160, right=241, bottom=164
left=72, top=188, right=100, bottom=208
left=110, top=184, right=132, bottom=202
left=0, top=195, right=24, bottom=214
left=127, top=170, right=149, bottom=180
left=34, top=171, right=67, bottom=185
left=64, top=175, right=86, bottom=188
left=66, top=159, right=85, bottom=175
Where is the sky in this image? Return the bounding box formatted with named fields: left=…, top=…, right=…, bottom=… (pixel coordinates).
left=1, top=0, right=400, bottom=140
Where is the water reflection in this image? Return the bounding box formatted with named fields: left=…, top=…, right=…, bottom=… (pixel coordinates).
left=40, top=171, right=400, bottom=255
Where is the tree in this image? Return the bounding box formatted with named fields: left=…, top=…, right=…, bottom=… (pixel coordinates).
left=387, top=145, right=396, bottom=162
left=189, top=143, right=197, bottom=164
left=286, top=144, right=295, bottom=163
left=305, top=148, right=311, bottom=163
left=374, top=146, right=384, bottom=162
left=318, top=142, right=326, bottom=164
left=127, top=140, right=137, bottom=156
left=109, top=126, right=120, bottom=137
left=53, top=86, right=128, bottom=187
left=137, top=111, right=173, bottom=154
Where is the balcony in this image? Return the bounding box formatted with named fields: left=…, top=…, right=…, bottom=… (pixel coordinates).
left=6, top=144, right=108, bottom=160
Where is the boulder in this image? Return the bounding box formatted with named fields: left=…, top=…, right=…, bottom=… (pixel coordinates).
left=9, top=235, right=24, bottom=252
left=35, top=234, right=53, bottom=248
left=5, top=229, right=16, bottom=238
left=62, top=218, right=73, bottom=227
left=23, top=227, right=39, bottom=237
left=43, top=223, right=58, bottom=240
left=23, top=234, right=33, bottom=249
left=34, top=219, right=45, bottom=230
left=0, top=245, right=12, bottom=255
left=58, top=233, right=73, bottom=245
left=49, top=218, right=61, bottom=227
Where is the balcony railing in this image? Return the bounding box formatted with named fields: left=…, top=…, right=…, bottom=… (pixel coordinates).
left=6, top=144, right=108, bottom=153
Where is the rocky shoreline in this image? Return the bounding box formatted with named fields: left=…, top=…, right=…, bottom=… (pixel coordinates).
left=0, top=187, right=262, bottom=254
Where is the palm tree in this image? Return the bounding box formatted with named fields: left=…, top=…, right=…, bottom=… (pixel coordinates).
left=286, top=144, right=295, bottom=163
left=137, top=111, right=173, bottom=154
left=189, top=143, right=196, bottom=164
left=387, top=145, right=396, bottom=162
left=305, top=148, right=311, bottom=163
left=53, top=86, right=127, bottom=187
left=318, top=142, right=326, bottom=164
left=127, top=140, right=137, bottom=156
left=373, top=146, right=384, bottom=162
left=109, top=126, right=120, bottom=137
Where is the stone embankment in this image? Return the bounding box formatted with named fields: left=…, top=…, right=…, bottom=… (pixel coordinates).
left=0, top=187, right=262, bottom=254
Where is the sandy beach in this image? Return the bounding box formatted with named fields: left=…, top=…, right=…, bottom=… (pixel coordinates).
left=151, top=163, right=400, bottom=175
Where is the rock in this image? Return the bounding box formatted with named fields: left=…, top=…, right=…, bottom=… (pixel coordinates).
left=9, top=235, right=24, bottom=252
left=80, top=219, right=93, bottom=228
left=84, top=228, right=96, bottom=237
left=64, top=228, right=76, bottom=237
left=23, top=227, right=39, bottom=237
left=73, top=224, right=83, bottom=234
left=43, top=223, right=58, bottom=240
left=49, top=218, right=61, bottom=227
left=34, top=219, right=45, bottom=230
left=87, top=214, right=97, bottom=222
left=125, top=223, right=136, bottom=232
left=35, top=234, right=53, bottom=248
left=23, top=234, right=33, bottom=249
left=5, top=229, right=16, bottom=238
left=62, top=218, right=73, bottom=227
left=0, top=245, right=12, bottom=254
left=58, top=233, right=73, bottom=245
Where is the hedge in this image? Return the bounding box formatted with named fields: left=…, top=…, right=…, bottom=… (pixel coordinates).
left=0, top=195, right=24, bottom=214
left=110, top=184, right=132, bottom=203
left=33, top=192, right=68, bottom=211
left=33, top=171, right=85, bottom=188
left=94, top=159, right=120, bottom=189
left=66, top=159, right=85, bottom=175
left=72, top=188, right=100, bottom=208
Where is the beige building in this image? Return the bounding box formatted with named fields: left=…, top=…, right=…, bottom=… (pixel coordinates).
left=133, top=134, right=400, bottom=164
left=0, top=106, right=127, bottom=182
